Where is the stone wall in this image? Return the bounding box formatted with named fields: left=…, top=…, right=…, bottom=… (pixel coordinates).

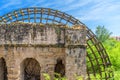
left=0, top=23, right=65, bottom=45
left=0, top=22, right=86, bottom=80
left=65, top=27, right=86, bottom=80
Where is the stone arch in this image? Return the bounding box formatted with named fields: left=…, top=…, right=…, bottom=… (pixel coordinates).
left=0, top=57, right=8, bottom=80
left=21, top=58, right=41, bottom=80
left=54, top=58, right=65, bottom=77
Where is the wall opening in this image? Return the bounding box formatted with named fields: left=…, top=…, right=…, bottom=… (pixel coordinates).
left=54, top=58, right=65, bottom=77
left=0, top=58, right=8, bottom=80
left=22, top=58, right=40, bottom=80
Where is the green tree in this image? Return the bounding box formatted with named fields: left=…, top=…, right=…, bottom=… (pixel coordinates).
left=104, top=38, right=120, bottom=70
left=95, top=26, right=112, bottom=42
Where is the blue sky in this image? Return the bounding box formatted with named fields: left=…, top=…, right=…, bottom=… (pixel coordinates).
left=0, top=0, right=120, bottom=36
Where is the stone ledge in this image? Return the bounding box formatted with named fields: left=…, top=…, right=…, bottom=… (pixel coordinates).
left=0, top=44, right=65, bottom=48
left=0, top=44, right=86, bottom=48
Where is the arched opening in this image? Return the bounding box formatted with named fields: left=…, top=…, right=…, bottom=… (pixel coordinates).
left=0, top=58, right=8, bottom=80
left=54, top=58, right=65, bottom=77
left=22, top=58, right=40, bottom=80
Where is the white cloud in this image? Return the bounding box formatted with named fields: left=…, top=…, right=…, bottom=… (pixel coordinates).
left=76, top=0, right=120, bottom=21
left=59, top=0, right=92, bottom=11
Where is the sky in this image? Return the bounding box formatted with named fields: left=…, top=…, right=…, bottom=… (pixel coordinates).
left=0, top=0, right=120, bottom=36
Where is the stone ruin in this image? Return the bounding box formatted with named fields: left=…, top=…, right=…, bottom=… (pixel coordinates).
left=0, top=22, right=86, bottom=80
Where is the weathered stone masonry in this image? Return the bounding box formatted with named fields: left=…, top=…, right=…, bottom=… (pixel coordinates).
left=0, top=22, right=86, bottom=80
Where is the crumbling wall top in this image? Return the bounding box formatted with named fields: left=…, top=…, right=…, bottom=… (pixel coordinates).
left=0, top=22, right=86, bottom=47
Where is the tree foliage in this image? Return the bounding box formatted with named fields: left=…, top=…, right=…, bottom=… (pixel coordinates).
left=95, top=26, right=112, bottom=42
left=103, top=38, right=120, bottom=70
